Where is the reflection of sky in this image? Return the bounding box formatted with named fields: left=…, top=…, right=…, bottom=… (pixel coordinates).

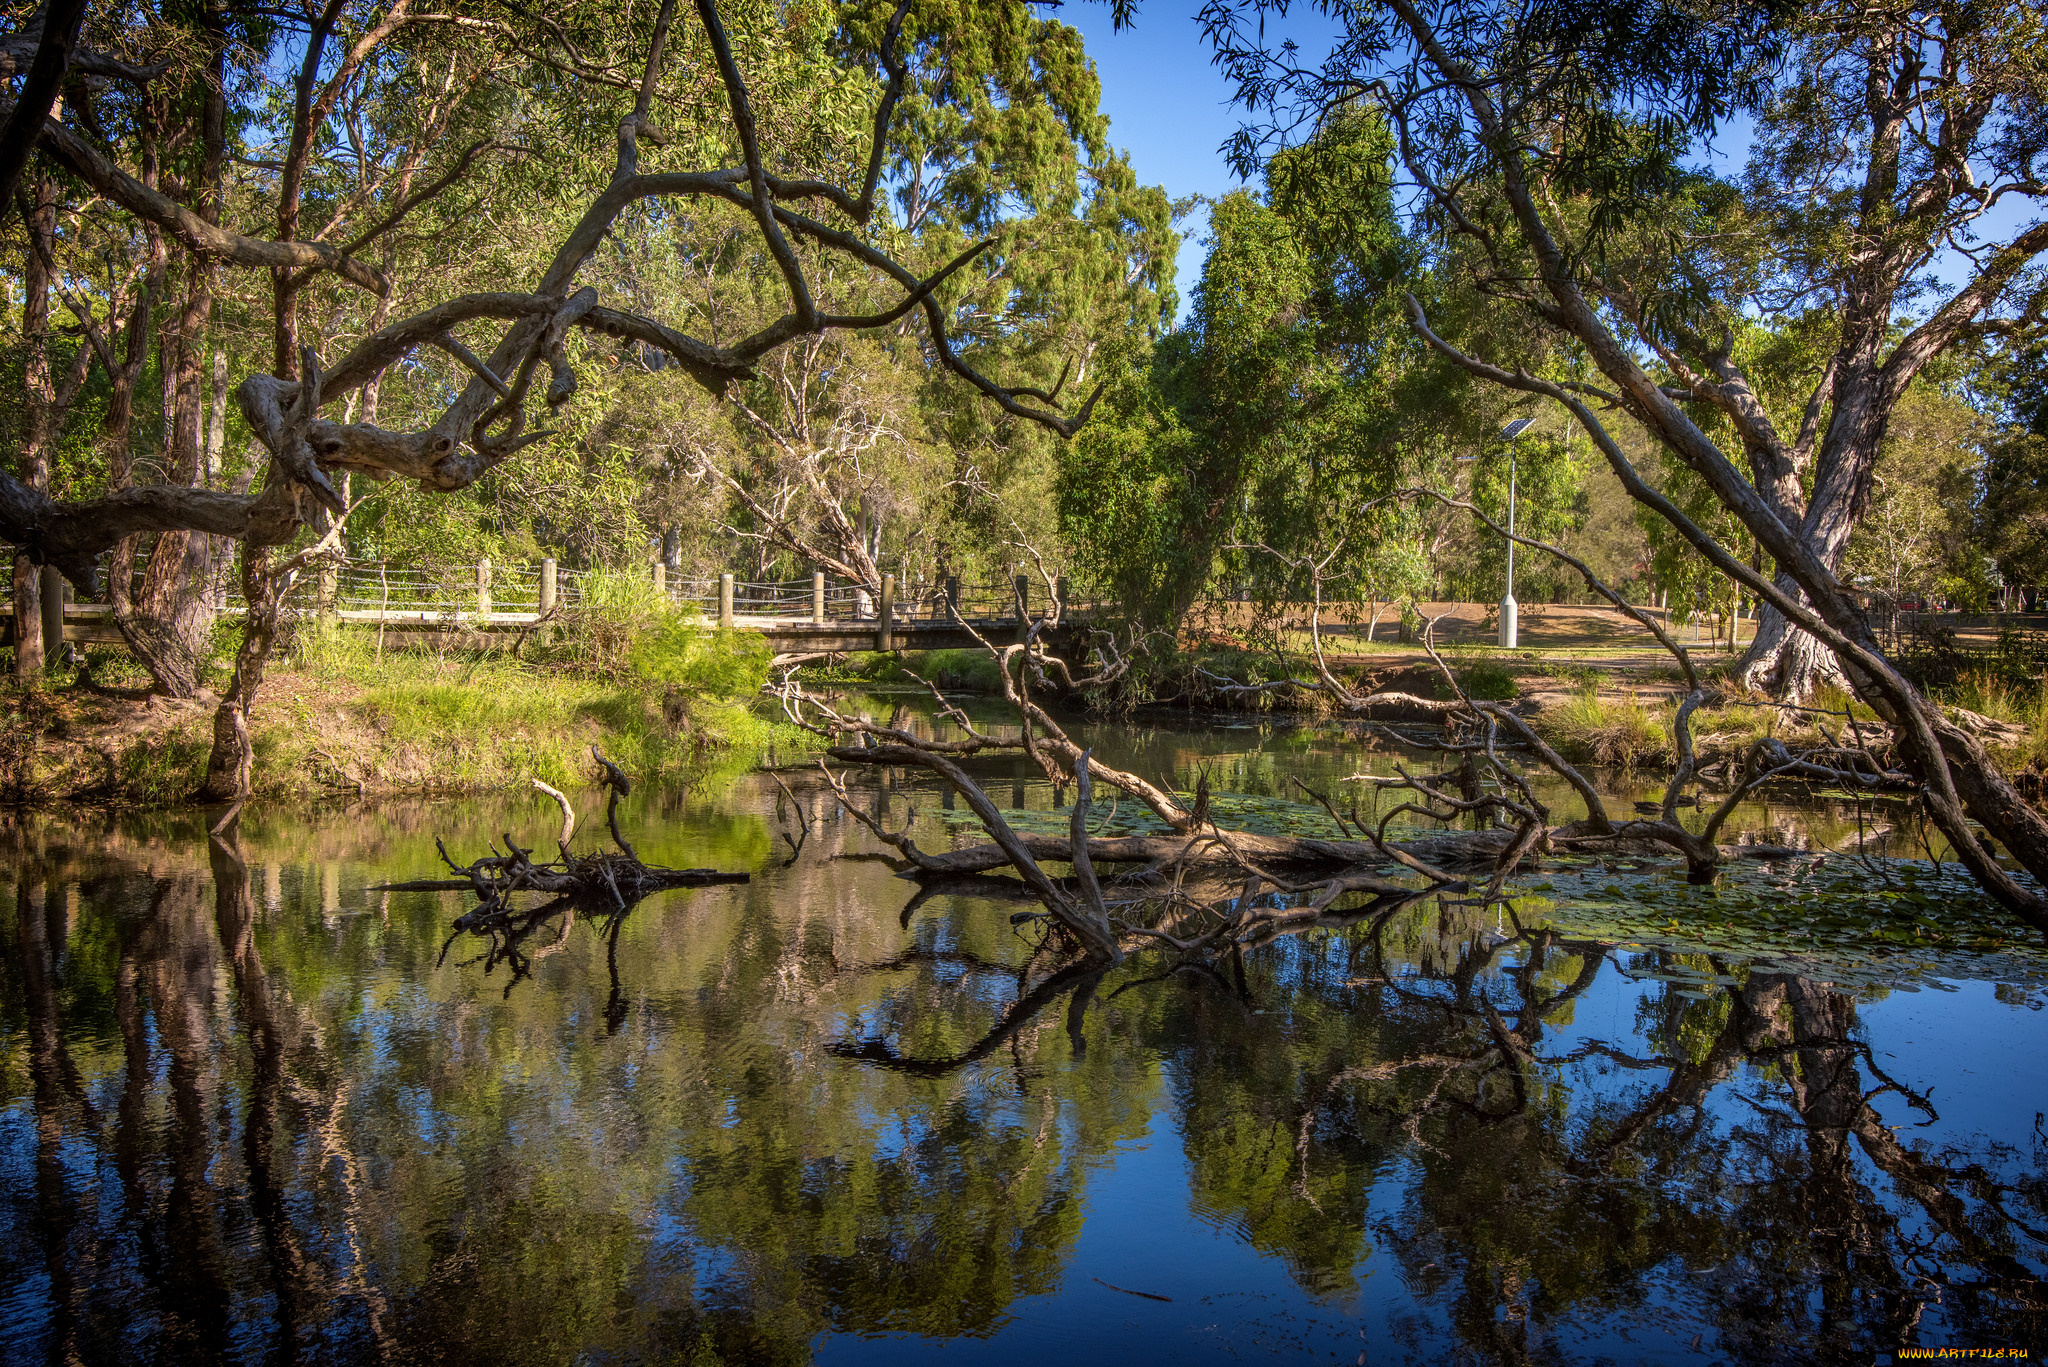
left=1856, top=978, right=2048, bottom=1143
left=814, top=948, right=2048, bottom=1364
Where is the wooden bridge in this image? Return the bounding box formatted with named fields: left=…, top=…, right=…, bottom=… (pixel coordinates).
left=2, top=557, right=1096, bottom=661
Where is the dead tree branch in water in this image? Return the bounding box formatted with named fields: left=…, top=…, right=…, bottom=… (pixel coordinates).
left=1201, top=511, right=1897, bottom=884
left=375, top=753, right=747, bottom=991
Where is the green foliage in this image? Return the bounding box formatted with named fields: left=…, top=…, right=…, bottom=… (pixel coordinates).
left=1058, top=104, right=1600, bottom=629
left=1456, top=660, right=1519, bottom=701
left=627, top=622, right=772, bottom=698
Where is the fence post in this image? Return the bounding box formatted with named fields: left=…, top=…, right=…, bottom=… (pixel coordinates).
left=652, top=560, right=666, bottom=599
left=318, top=562, right=338, bottom=626
left=1055, top=575, right=1069, bottom=618
left=812, top=571, right=826, bottom=625
left=476, top=557, right=493, bottom=617
left=539, top=558, right=557, bottom=614
left=38, top=564, right=63, bottom=669
left=878, top=573, right=895, bottom=651
left=719, top=573, right=735, bottom=629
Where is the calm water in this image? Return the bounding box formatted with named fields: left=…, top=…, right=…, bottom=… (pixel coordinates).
left=3, top=705, right=2046, bottom=1365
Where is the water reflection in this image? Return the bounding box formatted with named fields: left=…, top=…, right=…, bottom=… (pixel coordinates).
left=2, top=749, right=2045, bottom=1364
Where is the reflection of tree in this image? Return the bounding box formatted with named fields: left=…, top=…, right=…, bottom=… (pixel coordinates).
left=1263, top=912, right=2048, bottom=1362
left=826, top=959, right=1106, bottom=1075
left=5, top=802, right=2046, bottom=1364
left=18, top=874, right=94, bottom=1364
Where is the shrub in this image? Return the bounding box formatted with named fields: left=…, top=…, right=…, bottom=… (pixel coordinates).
left=627, top=619, right=772, bottom=696
left=1457, top=660, right=1519, bottom=700
left=532, top=567, right=673, bottom=677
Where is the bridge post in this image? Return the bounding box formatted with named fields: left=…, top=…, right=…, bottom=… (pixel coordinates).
left=38, top=565, right=63, bottom=669
left=476, top=558, right=492, bottom=617
left=878, top=573, right=895, bottom=651
left=540, top=559, right=557, bottom=614
left=812, top=572, right=825, bottom=625
left=719, top=573, right=735, bottom=628
left=944, top=575, right=960, bottom=621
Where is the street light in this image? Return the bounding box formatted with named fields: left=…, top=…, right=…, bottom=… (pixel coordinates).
left=1452, top=419, right=1537, bottom=647
left=1497, top=417, right=1535, bottom=647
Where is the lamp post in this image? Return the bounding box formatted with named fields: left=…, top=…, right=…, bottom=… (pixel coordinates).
left=1497, top=417, right=1534, bottom=647
left=1449, top=419, right=1537, bottom=647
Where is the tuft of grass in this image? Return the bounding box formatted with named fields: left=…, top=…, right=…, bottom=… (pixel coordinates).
left=118, top=732, right=212, bottom=802
left=1940, top=670, right=2048, bottom=778
left=1539, top=688, right=1673, bottom=769
left=1808, top=682, right=1882, bottom=724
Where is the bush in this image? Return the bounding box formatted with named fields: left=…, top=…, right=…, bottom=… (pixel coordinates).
left=1456, top=660, right=1519, bottom=700
left=531, top=567, right=673, bottom=677
left=627, top=619, right=772, bottom=696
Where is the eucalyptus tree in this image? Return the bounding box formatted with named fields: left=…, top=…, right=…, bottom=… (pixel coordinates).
left=1, top=0, right=1127, bottom=800
left=1195, top=0, right=2048, bottom=925
left=1059, top=113, right=1515, bottom=626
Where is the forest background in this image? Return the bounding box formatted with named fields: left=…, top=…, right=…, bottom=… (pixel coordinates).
left=8, top=0, right=2041, bottom=652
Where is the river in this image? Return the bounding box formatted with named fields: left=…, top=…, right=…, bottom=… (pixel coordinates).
left=4, top=699, right=2046, bottom=1364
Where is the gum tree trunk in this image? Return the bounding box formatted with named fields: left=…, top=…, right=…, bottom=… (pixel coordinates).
left=118, top=15, right=227, bottom=698
left=197, top=547, right=280, bottom=802
left=1735, top=576, right=1848, bottom=701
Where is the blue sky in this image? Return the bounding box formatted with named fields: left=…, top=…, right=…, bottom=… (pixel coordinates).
left=1064, top=7, right=2035, bottom=323
left=1064, top=2, right=1264, bottom=323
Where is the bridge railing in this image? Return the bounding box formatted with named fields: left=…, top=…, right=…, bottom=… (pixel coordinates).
left=4, top=547, right=1106, bottom=656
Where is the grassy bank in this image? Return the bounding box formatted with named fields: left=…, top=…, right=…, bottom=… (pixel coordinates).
left=2, top=610, right=810, bottom=805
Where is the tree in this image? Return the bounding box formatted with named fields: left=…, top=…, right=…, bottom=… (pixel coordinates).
left=1977, top=337, right=2048, bottom=601
left=1196, top=0, right=2048, bottom=924
left=0, top=0, right=1126, bottom=800
left=1060, top=113, right=1467, bottom=626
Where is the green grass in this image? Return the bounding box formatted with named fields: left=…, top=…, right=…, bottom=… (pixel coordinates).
left=277, top=622, right=801, bottom=793
left=1537, top=688, right=1673, bottom=769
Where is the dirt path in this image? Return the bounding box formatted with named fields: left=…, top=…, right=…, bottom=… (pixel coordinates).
left=1190, top=601, right=1736, bottom=703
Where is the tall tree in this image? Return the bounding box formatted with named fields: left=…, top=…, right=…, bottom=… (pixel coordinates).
left=1, top=0, right=1134, bottom=798
left=1196, top=0, right=2048, bottom=922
